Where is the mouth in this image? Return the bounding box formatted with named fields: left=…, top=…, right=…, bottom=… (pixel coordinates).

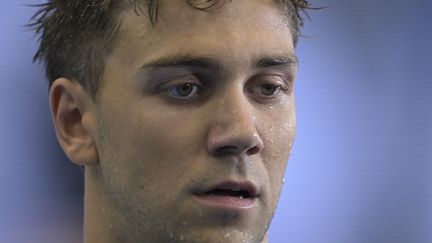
left=193, top=181, right=259, bottom=210
left=205, top=188, right=252, bottom=198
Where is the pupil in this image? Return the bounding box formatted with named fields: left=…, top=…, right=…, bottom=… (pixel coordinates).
left=262, top=84, right=276, bottom=95
left=178, top=83, right=193, bottom=96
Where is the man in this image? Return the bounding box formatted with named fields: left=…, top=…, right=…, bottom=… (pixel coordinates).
left=31, top=0, right=311, bottom=242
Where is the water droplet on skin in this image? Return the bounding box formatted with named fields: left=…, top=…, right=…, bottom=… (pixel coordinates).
left=282, top=177, right=285, bottom=184
left=279, top=98, right=286, bottom=105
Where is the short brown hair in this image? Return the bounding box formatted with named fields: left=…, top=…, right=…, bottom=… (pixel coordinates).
left=30, top=0, right=312, bottom=99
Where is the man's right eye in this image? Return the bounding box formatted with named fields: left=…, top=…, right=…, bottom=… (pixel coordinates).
left=166, top=82, right=202, bottom=99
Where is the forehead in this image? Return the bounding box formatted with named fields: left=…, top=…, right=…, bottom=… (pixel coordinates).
left=111, top=0, right=294, bottom=67
left=153, top=0, right=289, bottom=29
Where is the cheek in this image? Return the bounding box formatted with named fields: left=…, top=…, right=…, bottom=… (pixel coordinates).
left=259, top=103, right=296, bottom=195
left=96, top=104, right=207, bottom=190
left=261, top=100, right=296, bottom=157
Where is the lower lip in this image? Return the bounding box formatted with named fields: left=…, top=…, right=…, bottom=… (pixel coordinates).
left=194, top=194, right=257, bottom=209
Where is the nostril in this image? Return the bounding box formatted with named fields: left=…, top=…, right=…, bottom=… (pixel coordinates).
left=214, top=144, right=262, bottom=156
left=214, top=146, right=238, bottom=156
left=246, top=145, right=260, bottom=156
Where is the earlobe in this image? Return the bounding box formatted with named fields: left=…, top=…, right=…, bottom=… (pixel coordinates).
left=49, top=78, right=99, bottom=166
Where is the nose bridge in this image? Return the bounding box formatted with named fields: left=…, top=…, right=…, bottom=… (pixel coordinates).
left=207, top=87, right=264, bottom=157
left=222, top=88, right=255, bottom=130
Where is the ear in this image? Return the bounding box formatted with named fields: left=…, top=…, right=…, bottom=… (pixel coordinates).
left=49, top=78, right=99, bottom=166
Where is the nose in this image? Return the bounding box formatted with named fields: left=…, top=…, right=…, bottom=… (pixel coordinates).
left=207, top=90, right=264, bottom=158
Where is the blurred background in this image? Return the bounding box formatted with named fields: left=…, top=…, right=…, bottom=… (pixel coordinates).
left=0, top=0, right=431, bottom=242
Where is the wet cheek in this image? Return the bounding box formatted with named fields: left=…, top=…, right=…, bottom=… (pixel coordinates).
left=261, top=106, right=296, bottom=159
left=259, top=105, right=296, bottom=193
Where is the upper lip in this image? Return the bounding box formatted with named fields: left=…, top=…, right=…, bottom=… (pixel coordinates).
left=195, top=180, right=260, bottom=198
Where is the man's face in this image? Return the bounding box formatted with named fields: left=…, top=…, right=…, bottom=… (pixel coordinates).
left=93, top=0, right=296, bottom=242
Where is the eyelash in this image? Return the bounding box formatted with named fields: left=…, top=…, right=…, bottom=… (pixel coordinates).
left=246, top=75, right=291, bottom=101
left=249, top=83, right=288, bottom=97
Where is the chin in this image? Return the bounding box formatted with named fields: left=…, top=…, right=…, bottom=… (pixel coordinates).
left=165, top=224, right=268, bottom=243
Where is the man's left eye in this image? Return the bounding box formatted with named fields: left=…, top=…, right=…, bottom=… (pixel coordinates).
left=246, top=75, right=291, bottom=100
left=167, top=82, right=201, bottom=99
left=250, top=83, right=287, bottom=98
left=259, top=84, right=283, bottom=96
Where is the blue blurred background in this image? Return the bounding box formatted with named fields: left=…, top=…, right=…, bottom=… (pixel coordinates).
left=1, top=0, right=431, bottom=242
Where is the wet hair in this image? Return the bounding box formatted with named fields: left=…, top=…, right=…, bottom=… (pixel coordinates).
left=30, top=0, right=312, bottom=99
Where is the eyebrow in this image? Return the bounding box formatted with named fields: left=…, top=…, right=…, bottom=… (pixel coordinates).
left=140, top=56, right=221, bottom=71
left=139, top=54, right=298, bottom=72
left=256, top=56, right=298, bottom=68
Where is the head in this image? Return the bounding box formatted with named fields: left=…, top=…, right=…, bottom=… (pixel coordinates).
left=32, top=0, right=310, bottom=242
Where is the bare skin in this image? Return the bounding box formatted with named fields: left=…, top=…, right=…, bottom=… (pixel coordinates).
left=49, top=0, right=297, bottom=242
